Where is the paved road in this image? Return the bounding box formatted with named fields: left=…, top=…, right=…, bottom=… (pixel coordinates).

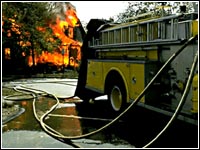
left=2, top=78, right=134, bottom=148
left=2, top=78, right=198, bottom=148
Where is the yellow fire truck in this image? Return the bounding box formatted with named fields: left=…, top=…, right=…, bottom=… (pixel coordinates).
left=75, top=10, right=198, bottom=125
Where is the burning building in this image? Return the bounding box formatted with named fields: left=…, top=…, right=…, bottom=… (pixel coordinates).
left=29, top=2, right=85, bottom=72
left=2, top=2, right=85, bottom=74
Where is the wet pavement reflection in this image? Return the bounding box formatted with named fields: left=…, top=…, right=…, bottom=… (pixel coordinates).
left=2, top=78, right=198, bottom=148
left=2, top=98, right=133, bottom=148
left=2, top=79, right=134, bottom=148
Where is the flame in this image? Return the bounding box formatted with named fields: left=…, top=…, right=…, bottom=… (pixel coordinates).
left=28, top=2, right=82, bottom=69
left=65, top=5, right=79, bottom=27
left=19, top=41, right=31, bottom=47
left=36, top=26, right=46, bottom=32
left=5, top=48, right=11, bottom=59
left=3, top=3, right=82, bottom=70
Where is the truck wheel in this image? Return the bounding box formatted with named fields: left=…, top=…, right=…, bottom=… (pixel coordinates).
left=108, top=80, right=126, bottom=112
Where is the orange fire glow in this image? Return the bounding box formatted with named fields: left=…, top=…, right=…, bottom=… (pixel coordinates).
left=3, top=3, right=82, bottom=69
left=28, top=3, right=82, bottom=68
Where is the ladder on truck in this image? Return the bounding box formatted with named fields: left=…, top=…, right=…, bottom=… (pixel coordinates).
left=89, top=12, right=198, bottom=49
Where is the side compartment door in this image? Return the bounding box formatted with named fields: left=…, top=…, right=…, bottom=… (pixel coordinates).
left=129, top=63, right=145, bottom=103
left=86, top=60, right=104, bottom=93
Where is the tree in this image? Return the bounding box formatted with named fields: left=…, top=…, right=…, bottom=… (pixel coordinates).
left=2, top=2, right=60, bottom=74
left=114, top=2, right=198, bottom=23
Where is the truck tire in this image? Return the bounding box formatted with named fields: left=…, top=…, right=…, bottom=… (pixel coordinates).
left=107, top=78, right=127, bottom=113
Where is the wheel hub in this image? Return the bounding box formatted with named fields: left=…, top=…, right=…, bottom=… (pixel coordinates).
left=110, top=86, right=122, bottom=111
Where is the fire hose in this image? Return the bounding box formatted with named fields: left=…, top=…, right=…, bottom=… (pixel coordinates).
left=3, top=35, right=198, bottom=148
